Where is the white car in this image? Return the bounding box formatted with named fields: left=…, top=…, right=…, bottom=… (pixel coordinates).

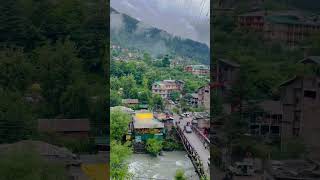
left=185, top=126, right=192, bottom=133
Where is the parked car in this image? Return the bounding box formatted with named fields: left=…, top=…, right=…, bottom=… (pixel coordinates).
left=185, top=125, right=192, bottom=133
left=228, top=162, right=254, bottom=176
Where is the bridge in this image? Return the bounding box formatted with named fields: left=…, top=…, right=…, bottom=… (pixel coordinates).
left=174, top=115, right=210, bottom=179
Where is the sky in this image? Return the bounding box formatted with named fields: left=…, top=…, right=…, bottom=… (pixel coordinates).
left=110, top=0, right=210, bottom=46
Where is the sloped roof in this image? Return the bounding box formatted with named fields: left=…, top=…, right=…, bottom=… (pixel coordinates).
left=122, top=99, right=139, bottom=104
left=299, top=56, right=320, bottom=65
left=133, top=119, right=164, bottom=129
left=218, top=58, right=240, bottom=68
left=38, top=119, right=90, bottom=132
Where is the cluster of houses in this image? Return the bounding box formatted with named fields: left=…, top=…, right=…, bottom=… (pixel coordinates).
left=237, top=10, right=320, bottom=46
left=213, top=56, right=320, bottom=162
left=184, top=65, right=210, bottom=76
left=111, top=44, right=142, bottom=61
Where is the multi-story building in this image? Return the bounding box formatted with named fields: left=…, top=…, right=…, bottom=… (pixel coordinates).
left=197, top=84, right=210, bottom=111
left=184, top=65, right=210, bottom=76
left=248, top=100, right=282, bottom=139
left=280, top=76, right=320, bottom=159
left=238, top=11, right=320, bottom=46
left=215, top=58, right=240, bottom=99
left=152, top=80, right=184, bottom=99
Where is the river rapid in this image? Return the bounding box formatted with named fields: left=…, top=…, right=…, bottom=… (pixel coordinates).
left=128, top=151, right=199, bottom=180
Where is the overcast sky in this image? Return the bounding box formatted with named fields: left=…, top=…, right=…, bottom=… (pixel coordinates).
left=110, top=0, right=210, bottom=46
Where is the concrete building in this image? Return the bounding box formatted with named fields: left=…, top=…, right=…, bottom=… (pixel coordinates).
left=215, top=58, right=240, bottom=99
left=152, top=80, right=184, bottom=99
left=280, top=76, right=320, bottom=159
left=197, top=84, right=210, bottom=111
left=184, top=65, right=210, bottom=76
left=238, top=11, right=320, bottom=46
left=249, top=100, right=282, bottom=139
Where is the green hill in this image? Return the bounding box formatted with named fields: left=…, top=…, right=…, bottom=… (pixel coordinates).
left=110, top=7, right=210, bottom=65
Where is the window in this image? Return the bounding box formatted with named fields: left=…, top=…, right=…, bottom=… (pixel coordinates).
left=304, top=90, right=316, bottom=99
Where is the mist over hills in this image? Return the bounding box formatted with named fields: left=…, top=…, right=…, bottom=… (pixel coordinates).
left=110, top=7, right=210, bottom=65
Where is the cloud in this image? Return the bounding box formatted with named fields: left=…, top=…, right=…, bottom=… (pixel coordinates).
left=110, top=12, right=124, bottom=32
left=110, top=0, right=210, bottom=46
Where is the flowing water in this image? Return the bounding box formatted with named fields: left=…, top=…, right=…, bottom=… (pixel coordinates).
left=128, top=151, right=199, bottom=180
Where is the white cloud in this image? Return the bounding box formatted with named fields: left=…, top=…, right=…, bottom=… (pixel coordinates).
left=110, top=0, right=210, bottom=46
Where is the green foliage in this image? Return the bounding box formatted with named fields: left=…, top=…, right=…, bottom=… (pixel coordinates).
left=174, top=169, right=186, bottom=180
left=162, top=54, right=170, bottom=67
left=110, top=108, right=131, bottom=141
left=170, top=91, right=181, bottom=102
left=0, top=147, right=67, bottom=180
left=146, top=138, right=163, bottom=156
left=0, top=90, right=35, bottom=143
left=110, top=140, right=133, bottom=180
left=0, top=47, right=32, bottom=91
left=151, top=94, right=164, bottom=111
left=60, top=81, right=90, bottom=118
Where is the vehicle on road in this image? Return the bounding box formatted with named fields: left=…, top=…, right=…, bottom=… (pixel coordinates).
left=228, top=162, right=254, bottom=176
left=185, top=125, right=192, bottom=133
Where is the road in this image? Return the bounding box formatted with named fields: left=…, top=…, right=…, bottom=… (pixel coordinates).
left=174, top=114, right=210, bottom=178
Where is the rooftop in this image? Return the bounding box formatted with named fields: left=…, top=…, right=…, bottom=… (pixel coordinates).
left=38, top=119, right=90, bottom=132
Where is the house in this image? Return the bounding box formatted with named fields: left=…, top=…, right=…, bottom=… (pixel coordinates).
left=94, top=136, right=109, bottom=151
left=193, top=112, right=210, bottom=130
left=121, top=99, right=139, bottom=107
left=197, top=84, right=210, bottom=111
left=132, top=110, right=165, bottom=142
left=154, top=112, right=174, bottom=131
left=249, top=100, right=282, bottom=139
left=215, top=59, right=240, bottom=99
left=279, top=76, right=320, bottom=160
left=152, top=80, right=184, bottom=99
left=189, top=93, right=199, bottom=107
left=238, top=11, right=320, bottom=46
left=184, top=65, right=210, bottom=76
left=38, top=119, right=90, bottom=139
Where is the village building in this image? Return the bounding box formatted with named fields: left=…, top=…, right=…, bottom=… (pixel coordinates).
left=197, top=84, right=210, bottom=111
left=248, top=100, right=282, bottom=139
left=154, top=112, right=174, bottom=131
left=189, top=93, right=199, bottom=107
left=215, top=58, right=240, bottom=99
left=238, top=11, right=320, bottom=46
left=38, top=119, right=90, bottom=139
left=121, top=99, right=139, bottom=107
left=279, top=76, right=320, bottom=160
left=152, top=80, right=184, bottom=99
left=184, top=65, right=210, bottom=76
left=132, top=110, right=165, bottom=143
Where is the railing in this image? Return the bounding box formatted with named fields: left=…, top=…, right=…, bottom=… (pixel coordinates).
left=191, top=126, right=210, bottom=149
left=174, top=123, right=207, bottom=179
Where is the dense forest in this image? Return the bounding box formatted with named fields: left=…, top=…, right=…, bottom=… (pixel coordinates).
left=0, top=0, right=108, bottom=143
left=110, top=7, right=210, bottom=65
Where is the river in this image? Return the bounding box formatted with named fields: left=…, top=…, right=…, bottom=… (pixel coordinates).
left=128, top=151, right=199, bottom=180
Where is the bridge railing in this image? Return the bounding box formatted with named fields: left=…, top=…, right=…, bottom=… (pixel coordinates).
left=174, top=123, right=207, bottom=178
left=191, top=126, right=210, bottom=148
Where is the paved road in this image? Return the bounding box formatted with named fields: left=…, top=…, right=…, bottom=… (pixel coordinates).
left=174, top=114, right=210, bottom=178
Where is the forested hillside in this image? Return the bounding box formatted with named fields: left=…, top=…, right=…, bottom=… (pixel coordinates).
left=110, top=7, right=210, bottom=65
left=0, top=0, right=108, bottom=143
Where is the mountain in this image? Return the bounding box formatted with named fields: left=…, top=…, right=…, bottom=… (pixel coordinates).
left=110, top=7, right=210, bottom=65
